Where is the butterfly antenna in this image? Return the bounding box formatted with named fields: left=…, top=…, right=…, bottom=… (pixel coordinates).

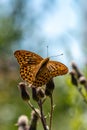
left=50, top=53, right=63, bottom=58
left=47, top=45, right=48, bottom=57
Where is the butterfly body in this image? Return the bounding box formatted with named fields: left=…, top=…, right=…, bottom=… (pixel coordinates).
left=14, top=50, right=68, bottom=87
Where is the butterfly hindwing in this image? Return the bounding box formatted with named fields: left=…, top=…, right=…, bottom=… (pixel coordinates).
left=20, top=65, right=37, bottom=84
left=20, top=65, right=51, bottom=87
left=47, top=61, right=68, bottom=77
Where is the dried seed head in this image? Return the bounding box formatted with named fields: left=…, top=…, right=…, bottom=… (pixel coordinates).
left=15, top=115, right=29, bottom=130
left=36, top=87, right=45, bottom=99
left=18, top=82, right=30, bottom=101
left=71, top=62, right=78, bottom=70
left=69, top=70, right=76, bottom=75
left=29, top=109, right=40, bottom=130
left=31, top=109, right=40, bottom=120
left=45, top=79, right=55, bottom=96
left=71, top=62, right=83, bottom=78
left=70, top=71, right=78, bottom=86
left=32, top=88, right=39, bottom=101
left=79, top=76, right=87, bottom=85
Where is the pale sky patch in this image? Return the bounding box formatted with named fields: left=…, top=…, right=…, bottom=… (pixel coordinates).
left=41, top=1, right=77, bottom=38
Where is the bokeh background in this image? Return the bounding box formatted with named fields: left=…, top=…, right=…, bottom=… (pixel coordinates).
left=0, top=0, right=87, bottom=130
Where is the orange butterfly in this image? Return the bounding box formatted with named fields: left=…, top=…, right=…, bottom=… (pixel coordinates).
left=14, top=50, right=68, bottom=87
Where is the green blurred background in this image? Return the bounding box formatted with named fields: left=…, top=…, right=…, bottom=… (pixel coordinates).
left=0, top=0, right=87, bottom=130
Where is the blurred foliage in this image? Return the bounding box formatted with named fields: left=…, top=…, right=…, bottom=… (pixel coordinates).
left=0, top=17, right=22, bottom=51
left=0, top=0, right=87, bottom=130
left=0, top=0, right=24, bottom=54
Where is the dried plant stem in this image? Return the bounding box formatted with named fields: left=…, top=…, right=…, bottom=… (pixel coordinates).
left=49, top=95, right=53, bottom=130
left=76, top=87, right=87, bottom=103
left=38, top=100, right=48, bottom=130
left=70, top=62, right=87, bottom=103
left=27, top=101, right=41, bottom=118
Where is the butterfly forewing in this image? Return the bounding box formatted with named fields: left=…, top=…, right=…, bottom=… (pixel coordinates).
left=47, top=61, right=68, bottom=77
left=14, top=50, right=43, bottom=66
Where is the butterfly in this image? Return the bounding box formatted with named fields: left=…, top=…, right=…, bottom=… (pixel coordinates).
left=14, top=50, right=68, bottom=87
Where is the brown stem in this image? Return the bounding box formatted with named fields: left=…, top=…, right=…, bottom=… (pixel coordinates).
left=49, top=95, right=53, bottom=130
left=27, top=101, right=41, bottom=118
left=38, top=100, right=48, bottom=130
left=78, top=87, right=87, bottom=103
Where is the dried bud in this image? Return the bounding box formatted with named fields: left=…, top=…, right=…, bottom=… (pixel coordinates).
left=32, top=88, right=39, bottom=101
left=36, top=87, right=45, bottom=99
left=18, top=82, right=30, bottom=101
left=71, top=62, right=83, bottom=78
left=70, top=69, right=76, bottom=75
left=79, top=76, right=87, bottom=85
left=70, top=71, right=78, bottom=86
left=29, top=109, right=40, bottom=130
left=15, top=115, right=29, bottom=130
left=31, top=109, right=40, bottom=120
left=45, top=79, right=55, bottom=96
left=71, top=62, right=78, bottom=70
